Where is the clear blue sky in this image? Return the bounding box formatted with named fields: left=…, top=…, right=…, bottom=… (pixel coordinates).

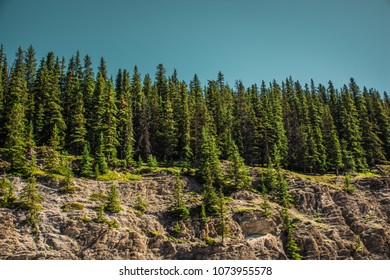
left=0, top=0, right=389, bottom=92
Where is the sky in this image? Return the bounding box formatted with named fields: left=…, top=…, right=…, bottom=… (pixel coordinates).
left=0, top=0, right=389, bottom=92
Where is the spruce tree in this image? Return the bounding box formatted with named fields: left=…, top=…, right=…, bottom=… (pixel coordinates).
left=19, top=171, right=43, bottom=228
left=116, top=69, right=134, bottom=164
left=95, top=132, right=108, bottom=175
left=82, top=55, right=95, bottom=144
left=189, top=74, right=210, bottom=162
left=218, top=188, right=230, bottom=244
left=4, top=103, right=27, bottom=174
left=322, top=105, right=343, bottom=174
left=197, top=126, right=221, bottom=185
left=160, top=97, right=178, bottom=160
left=105, top=183, right=122, bottom=213
left=103, top=79, right=119, bottom=165
left=64, top=57, right=86, bottom=155
left=226, top=142, right=251, bottom=192
left=170, top=175, right=190, bottom=219
left=24, top=45, right=37, bottom=122
left=0, top=175, right=16, bottom=208
left=80, top=142, right=93, bottom=177
left=339, top=85, right=367, bottom=171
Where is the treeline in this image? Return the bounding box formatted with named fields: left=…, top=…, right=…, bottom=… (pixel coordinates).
left=1, top=45, right=389, bottom=176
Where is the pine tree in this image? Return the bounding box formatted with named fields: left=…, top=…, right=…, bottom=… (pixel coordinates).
left=307, top=85, right=327, bottom=173
left=353, top=84, right=385, bottom=165
left=232, top=80, right=258, bottom=165
left=225, top=142, right=251, bottom=192
left=64, top=57, right=86, bottom=155
left=160, top=97, right=178, bottom=160
left=0, top=175, right=16, bottom=208
left=105, top=183, right=122, bottom=213
left=24, top=45, right=37, bottom=122
left=80, top=142, right=93, bottom=177
left=170, top=175, right=190, bottom=219
left=19, top=171, right=43, bottom=228
left=175, top=81, right=192, bottom=163
left=5, top=103, right=27, bottom=174
left=197, top=126, right=221, bottom=185
left=45, top=124, right=62, bottom=175
left=103, top=79, right=118, bottom=165
left=322, top=105, right=343, bottom=174
left=82, top=55, right=95, bottom=144
left=116, top=69, right=134, bottom=164
left=189, top=74, right=210, bottom=162
left=339, top=85, right=367, bottom=171
left=34, top=55, right=66, bottom=147
left=155, top=63, right=168, bottom=102
left=95, top=132, right=108, bottom=175
left=91, top=72, right=106, bottom=153
left=218, top=188, right=230, bottom=244
left=202, top=167, right=220, bottom=215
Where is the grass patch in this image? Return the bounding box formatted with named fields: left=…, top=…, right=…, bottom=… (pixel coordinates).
left=121, top=172, right=142, bottom=182
left=135, top=166, right=183, bottom=175
left=95, top=170, right=122, bottom=181
left=89, top=192, right=109, bottom=201
left=61, top=202, right=84, bottom=211
left=233, top=207, right=255, bottom=214
left=202, top=236, right=217, bottom=246
left=95, top=170, right=142, bottom=182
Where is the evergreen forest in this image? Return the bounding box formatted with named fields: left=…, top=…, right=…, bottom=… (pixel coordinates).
left=1, top=45, right=390, bottom=179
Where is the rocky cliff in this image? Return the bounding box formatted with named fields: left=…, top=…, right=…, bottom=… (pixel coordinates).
left=0, top=170, right=389, bottom=260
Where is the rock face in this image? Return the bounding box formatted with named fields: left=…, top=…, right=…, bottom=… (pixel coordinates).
left=0, top=173, right=389, bottom=260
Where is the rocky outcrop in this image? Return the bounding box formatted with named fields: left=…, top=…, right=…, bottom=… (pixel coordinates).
left=0, top=173, right=389, bottom=260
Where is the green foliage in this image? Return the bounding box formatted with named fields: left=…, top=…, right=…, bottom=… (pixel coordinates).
left=199, top=203, right=207, bottom=223
left=134, top=192, right=148, bottom=213
left=202, top=168, right=220, bottom=216
left=80, top=142, right=93, bottom=177
left=95, top=132, right=108, bottom=175
left=147, top=154, right=158, bottom=167
left=4, top=103, right=27, bottom=175
left=225, top=142, right=251, bottom=192
left=81, top=213, right=92, bottom=222
left=0, top=175, right=16, bottom=208
left=95, top=205, right=119, bottom=229
left=281, top=208, right=302, bottom=260
left=170, top=176, right=190, bottom=219
left=89, top=192, right=109, bottom=201
left=259, top=167, right=278, bottom=193
left=202, top=236, right=217, bottom=246
left=105, top=183, right=122, bottom=213
left=197, top=126, right=221, bottom=185
left=2, top=45, right=390, bottom=186
left=217, top=188, right=230, bottom=244
left=58, top=170, right=77, bottom=194
left=171, top=222, right=182, bottom=235
left=343, top=175, right=356, bottom=194
left=277, top=172, right=294, bottom=208
left=19, top=173, right=43, bottom=229
left=260, top=195, right=272, bottom=217
left=61, top=202, right=84, bottom=211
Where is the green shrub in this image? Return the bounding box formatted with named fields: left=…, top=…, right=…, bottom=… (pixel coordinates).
left=135, top=192, right=148, bottom=212
left=260, top=195, right=272, bottom=217
left=147, top=155, right=158, bottom=167
left=343, top=175, right=356, bottom=194
left=172, top=222, right=181, bottom=235
left=0, top=176, right=16, bottom=208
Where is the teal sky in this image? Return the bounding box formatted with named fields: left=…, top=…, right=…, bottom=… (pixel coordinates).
left=0, top=0, right=389, bottom=92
